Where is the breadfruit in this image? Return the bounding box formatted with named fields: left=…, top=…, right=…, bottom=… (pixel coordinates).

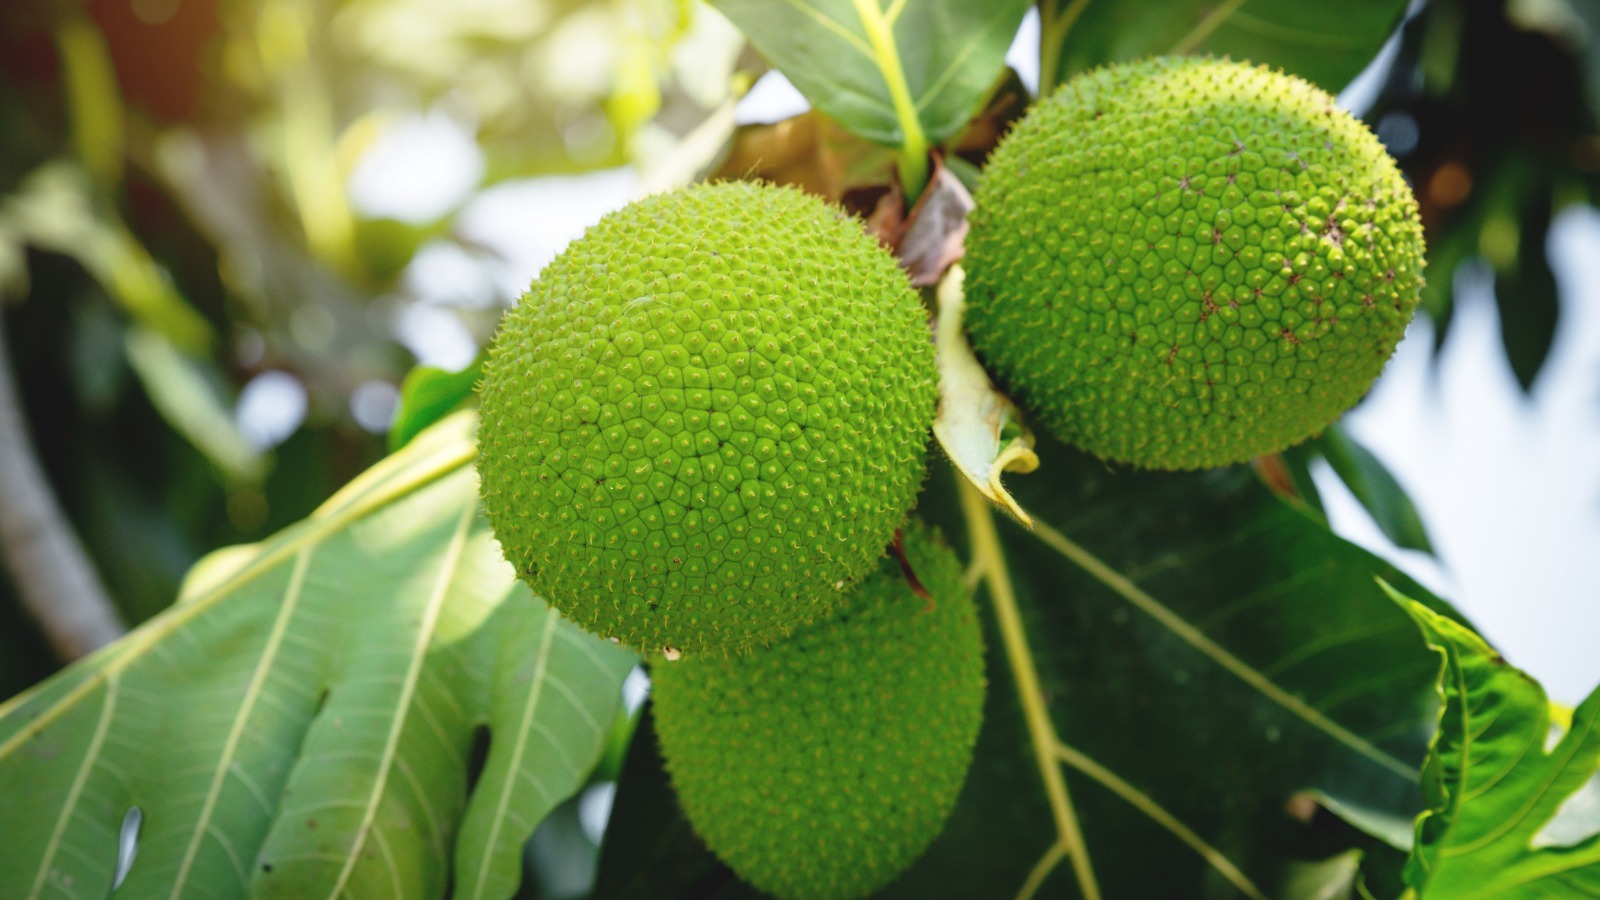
left=650, top=520, right=985, bottom=900
left=965, top=56, right=1425, bottom=470
left=477, top=181, right=936, bottom=656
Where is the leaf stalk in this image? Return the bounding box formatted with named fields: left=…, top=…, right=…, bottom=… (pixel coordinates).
left=1037, top=0, right=1091, bottom=96
left=958, top=478, right=1100, bottom=900
left=850, top=0, right=930, bottom=199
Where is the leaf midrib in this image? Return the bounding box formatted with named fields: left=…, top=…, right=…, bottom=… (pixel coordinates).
left=28, top=680, right=120, bottom=899
left=464, top=605, right=561, bottom=899
left=325, top=499, right=476, bottom=898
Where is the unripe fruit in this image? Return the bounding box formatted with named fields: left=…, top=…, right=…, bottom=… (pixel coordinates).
left=477, top=181, right=936, bottom=656
left=965, top=56, right=1425, bottom=470
left=651, top=520, right=985, bottom=900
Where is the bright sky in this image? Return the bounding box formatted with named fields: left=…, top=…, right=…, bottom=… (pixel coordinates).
left=1324, top=209, right=1600, bottom=706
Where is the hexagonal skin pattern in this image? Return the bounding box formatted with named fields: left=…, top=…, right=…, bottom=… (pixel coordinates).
left=651, top=520, right=985, bottom=900
left=477, top=181, right=936, bottom=656
left=965, top=56, right=1426, bottom=470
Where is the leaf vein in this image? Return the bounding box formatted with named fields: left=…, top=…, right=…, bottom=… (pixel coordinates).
left=28, top=678, right=119, bottom=899
left=324, top=499, right=475, bottom=898
left=1057, top=741, right=1267, bottom=899
left=1028, top=517, right=1417, bottom=781
left=170, top=546, right=316, bottom=897
left=774, top=0, right=875, bottom=58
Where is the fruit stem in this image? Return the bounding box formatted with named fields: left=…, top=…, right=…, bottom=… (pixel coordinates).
left=958, top=478, right=1101, bottom=900
left=850, top=0, right=930, bottom=200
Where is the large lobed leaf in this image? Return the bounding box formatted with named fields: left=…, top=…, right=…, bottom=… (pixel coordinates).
left=711, top=0, right=1032, bottom=148
left=1041, top=0, right=1410, bottom=95
left=1395, top=592, right=1600, bottom=898
left=0, top=412, right=637, bottom=899
left=890, top=449, right=1453, bottom=898
left=594, top=436, right=1462, bottom=897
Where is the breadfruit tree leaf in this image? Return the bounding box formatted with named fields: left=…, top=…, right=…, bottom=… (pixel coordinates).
left=890, top=447, right=1458, bottom=898
left=1040, top=0, right=1409, bottom=96
left=1312, top=424, right=1435, bottom=555
left=1392, top=590, right=1600, bottom=898
left=710, top=0, right=1033, bottom=148
left=0, top=412, right=636, bottom=899
left=593, top=436, right=1461, bottom=897
left=1490, top=179, right=1561, bottom=393
left=388, top=353, right=484, bottom=451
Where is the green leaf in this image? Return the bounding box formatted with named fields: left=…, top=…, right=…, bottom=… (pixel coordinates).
left=1392, top=588, right=1600, bottom=898
left=711, top=0, right=1032, bottom=192
left=595, top=435, right=1461, bottom=896
left=0, top=412, right=636, bottom=898
left=389, top=354, right=484, bottom=452
left=888, top=449, right=1455, bottom=898
left=1314, top=425, right=1434, bottom=555
left=1040, top=0, right=1409, bottom=96
left=1277, top=441, right=1330, bottom=519
left=1490, top=181, right=1560, bottom=392
left=1280, top=850, right=1361, bottom=900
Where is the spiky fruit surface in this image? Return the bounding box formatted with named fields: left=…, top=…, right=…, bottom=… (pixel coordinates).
left=965, top=56, right=1425, bottom=470
left=477, top=181, right=936, bottom=656
left=651, top=520, right=985, bottom=900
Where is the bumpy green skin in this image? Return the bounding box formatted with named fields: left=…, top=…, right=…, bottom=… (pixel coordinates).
left=477, top=182, right=935, bottom=656
left=966, top=57, right=1425, bottom=470
left=651, top=521, right=985, bottom=900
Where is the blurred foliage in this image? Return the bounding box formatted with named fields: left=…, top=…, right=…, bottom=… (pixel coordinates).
left=0, top=0, right=742, bottom=703
left=1366, top=0, right=1600, bottom=391
left=1, top=0, right=1598, bottom=894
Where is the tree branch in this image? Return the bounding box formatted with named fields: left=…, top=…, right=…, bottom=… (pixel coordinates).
left=0, top=307, right=125, bottom=660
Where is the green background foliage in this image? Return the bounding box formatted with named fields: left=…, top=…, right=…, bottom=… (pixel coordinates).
left=1, top=0, right=1597, bottom=897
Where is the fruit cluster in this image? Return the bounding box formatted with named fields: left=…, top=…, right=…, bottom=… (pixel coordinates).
left=476, top=55, right=1422, bottom=900
left=478, top=181, right=982, bottom=898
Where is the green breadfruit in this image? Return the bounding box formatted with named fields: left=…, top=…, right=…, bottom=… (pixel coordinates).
left=965, top=56, right=1426, bottom=470
left=650, top=520, right=985, bottom=900
left=477, top=181, right=936, bottom=656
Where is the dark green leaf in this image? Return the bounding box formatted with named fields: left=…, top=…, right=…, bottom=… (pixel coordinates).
left=1314, top=425, right=1434, bottom=554
left=1417, top=157, right=1562, bottom=393
left=389, top=353, right=484, bottom=452
left=884, top=448, right=1453, bottom=897
left=1394, top=589, right=1600, bottom=897
left=1491, top=185, right=1559, bottom=392
left=711, top=0, right=1032, bottom=148
left=1040, top=0, right=1408, bottom=95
